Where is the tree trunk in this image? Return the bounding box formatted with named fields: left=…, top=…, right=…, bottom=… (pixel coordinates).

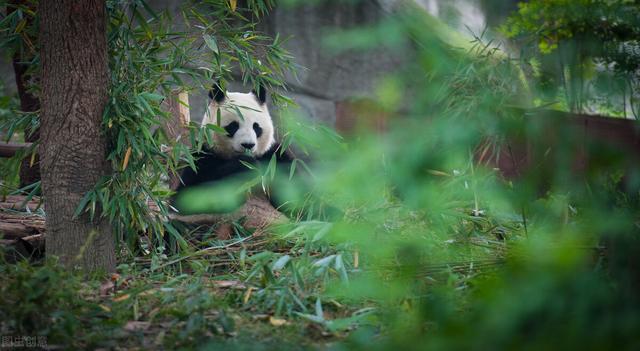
left=39, top=0, right=115, bottom=272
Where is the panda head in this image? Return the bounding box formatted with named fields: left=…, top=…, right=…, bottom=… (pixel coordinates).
left=201, top=84, right=275, bottom=158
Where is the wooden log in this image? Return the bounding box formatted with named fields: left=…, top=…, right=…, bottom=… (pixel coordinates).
left=21, top=233, right=44, bottom=251
left=169, top=195, right=287, bottom=239
left=0, top=222, right=39, bottom=239
left=0, top=195, right=42, bottom=211
left=170, top=195, right=285, bottom=225
left=0, top=142, right=32, bottom=158
left=0, top=211, right=45, bottom=224
left=0, top=190, right=284, bottom=253
left=0, top=239, right=17, bottom=246
left=0, top=195, right=46, bottom=244
left=0, top=196, right=46, bottom=260
left=0, top=211, right=45, bottom=239
left=1, top=234, right=45, bottom=263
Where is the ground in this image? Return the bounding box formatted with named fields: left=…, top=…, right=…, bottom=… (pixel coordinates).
left=0, top=195, right=522, bottom=349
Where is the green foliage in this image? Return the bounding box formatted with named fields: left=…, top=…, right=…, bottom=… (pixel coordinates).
left=0, top=2, right=37, bottom=192
left=0, top=255, right=329, bottom=349
left=88, top=0, right=294, bottom=251
left=251, top=2, right=640, bottom=349
left=148, top=220, right=357, bottom=318
left=0, top=260, right=122, bottom=348
left=0, top=0, right=37, bottom=58
left=2, top=0, right=640, bottom=349
left=0, top=0, right=295, bottom=253
left=0, top=84, right=21, bottom=192
left=501, top=0, right=640, bottom=116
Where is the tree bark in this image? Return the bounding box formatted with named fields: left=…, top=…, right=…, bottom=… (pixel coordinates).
left=39, top=0, right=115, bottom=272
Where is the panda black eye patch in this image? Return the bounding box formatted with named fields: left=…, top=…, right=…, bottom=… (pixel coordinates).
left=224, top=121, right=240, bottom=137
left=253, top=122, right=263, bottom=138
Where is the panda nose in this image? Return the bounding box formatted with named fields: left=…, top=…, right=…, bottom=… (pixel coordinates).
left=241, top=142, right=255, bottom=150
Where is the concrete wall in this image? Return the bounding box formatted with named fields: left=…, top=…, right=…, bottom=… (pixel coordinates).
left=258, top=1, right=409, bottom=126
left=0, top=1, right=430, bottom=126
left=154, top=0, right=414, bottom=126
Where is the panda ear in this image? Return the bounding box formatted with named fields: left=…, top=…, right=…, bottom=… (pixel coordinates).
left=251, top=84, right=267, bottom=105
left=209, top=82, right=225, bottom=103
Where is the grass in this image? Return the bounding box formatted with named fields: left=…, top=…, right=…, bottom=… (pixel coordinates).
left=0, top=191, right=526, bottom=349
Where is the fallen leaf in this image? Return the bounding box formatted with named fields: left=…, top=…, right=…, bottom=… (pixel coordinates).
left=243, top=287, right=255, bottom=304
left=124, top=321, right=151, bottom=332
left=212, top=280, right=246, bottom=289
left=148, top=307, right=160, bottom=319
left=269, top=316, right=287, bottom=326
left=138, top=289, right=157, bottom=297
left=113, top=294, right=130, bottom=302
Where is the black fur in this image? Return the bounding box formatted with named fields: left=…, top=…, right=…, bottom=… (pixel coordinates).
left=252, top=85, right=267, bottom=105
left=224, top=121, right=240, bottom=137
left=209, top=83, right=225, bottom=103
left=210, top=82, right=265, bottom=104
left=252, top=122, right=263, bottom=138
left=173, top=144, right=294, bottom=214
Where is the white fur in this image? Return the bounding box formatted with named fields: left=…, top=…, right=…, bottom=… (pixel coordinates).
left=201, top=92, right=275, bottom=158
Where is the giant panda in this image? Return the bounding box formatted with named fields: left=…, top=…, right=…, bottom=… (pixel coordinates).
left=172, top=83, right=294, bottom=215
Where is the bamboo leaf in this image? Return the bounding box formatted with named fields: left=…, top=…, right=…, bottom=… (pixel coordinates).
left=203, top=34, right=219, bottom=55
left=73, top=191, right=94, bottom=219
left=268, top=153, right=277, bottom=180
left=140, top=92, right=164, bottom=101
left=313, top=255, right=336, bottom=267
left=205, top=123, right=226, bottom=134
left=315, top=297, right=324, bottom=320
left=289, top=159, right=297, bottom=180
left=15, top=19, right=27, bottom=33
left=272, top=255, right=291, bottom=271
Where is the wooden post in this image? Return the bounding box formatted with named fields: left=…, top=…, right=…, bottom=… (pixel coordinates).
left=160, top=91, right=191, bottom=145
left=160, top=90, right=191, bottom=190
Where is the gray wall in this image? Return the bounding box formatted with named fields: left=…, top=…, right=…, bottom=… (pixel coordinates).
left=165, top=0, right=413, bottom=126
left=258, top=1, right=409, bottom=126
left=1, top=1, right=466, bottom=126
